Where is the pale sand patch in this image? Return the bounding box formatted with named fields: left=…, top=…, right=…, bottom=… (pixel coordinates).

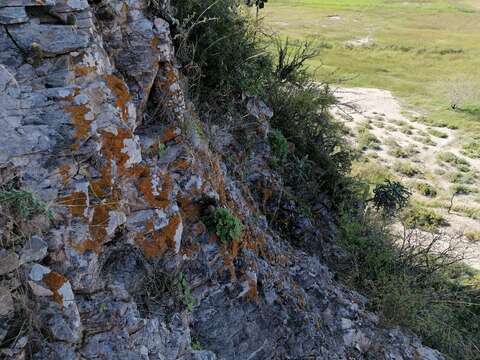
left=331, top=87, right=480, bottom=270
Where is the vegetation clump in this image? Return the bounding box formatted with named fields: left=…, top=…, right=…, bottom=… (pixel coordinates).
left=0, top=189, right=52, bottom=220
left=393, top=161, right=422, bottom=177
left=269, top=128, right=289, bottom=167
left=402, top=207, right=447, bottom=231
left=204, top=208, right=243, bottom=243
left=416, top=183, right=437, bottom=197
left=372, top=180, right=410, bottom=215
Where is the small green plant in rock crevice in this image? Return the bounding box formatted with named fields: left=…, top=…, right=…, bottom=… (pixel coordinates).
left=174, top=272, right=197, bottom=311
left=269, top=128, right=289, bottom=168
left=204, top=207, right=243, bottom=243
left=0, top=189, right=53, bottom=220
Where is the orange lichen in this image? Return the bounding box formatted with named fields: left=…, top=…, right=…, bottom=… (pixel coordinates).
left=73, top=239, right=102, bottom=254
left=58, top=164, right=71, bottom=186
left=90, top=165, right=113, bottom=198
left=151, top=36, right=159, bottom=50
left=246, top=277, right=258, bottom=302
left=57, top=191, right=87, bottom=217
left=74, top=65, right=96, bottom=77
left=89, top=203, right=110, bottom=244
left=64, top=104, right=92, bottom=144
left=177, top=196, right=200, bottom=220
left=104, top=74, right=131, bottom=122
left=138, top=214, right=181, bottom=257
left=100, top=128, right=133, bottom=172
left=43, top=272, right=67, bottom=305
left=171, top=159, right=190, bottom=171
left=138, top=171, right=172, bottom=209
left=161, top=127, right=179, bottom=143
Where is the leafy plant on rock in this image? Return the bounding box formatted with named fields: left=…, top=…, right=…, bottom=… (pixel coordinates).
left=204, top=207, right=243, bottom=243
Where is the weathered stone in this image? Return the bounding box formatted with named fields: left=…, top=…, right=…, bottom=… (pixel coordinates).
left=20, top=235, right=48, bottom=264
left=0, top=6, right=29, bottom=24
left=0, top=286, right=14, bottom=316
left=7, top=20, right=90, bottom=56
left=0, top=250, right=20, bottom=275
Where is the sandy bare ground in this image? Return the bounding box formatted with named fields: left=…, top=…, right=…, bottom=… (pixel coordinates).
left=331, top=87, right=480, bottom=270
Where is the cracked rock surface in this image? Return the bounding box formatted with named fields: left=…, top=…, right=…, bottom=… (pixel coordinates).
left=0, top=0, right=445, bottom=359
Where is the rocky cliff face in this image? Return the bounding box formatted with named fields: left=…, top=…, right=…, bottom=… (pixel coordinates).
left=0, top=1, right=444, bottom=359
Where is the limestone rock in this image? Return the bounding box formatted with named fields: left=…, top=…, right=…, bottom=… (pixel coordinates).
left=0, top=250, right=20, bottom=275
left=20, top=235, right=48, bottom=264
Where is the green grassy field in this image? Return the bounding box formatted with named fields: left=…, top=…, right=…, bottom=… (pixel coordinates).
left=263, top=0, right=480, bottom=133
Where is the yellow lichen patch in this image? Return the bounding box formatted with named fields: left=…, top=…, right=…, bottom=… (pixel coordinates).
left=43, top=271, right=66, bottom=305
left=138, top=171, right=172, bottom=209
left=104, top=74, right=131, bottom=122
left=58, top=164, right=71, bottom=186
left=57, top=191, right=87, bottom=217
left=100, top=128, right=133, bottom=172
left=74, top=65, right=96, bottom=77
left=138, top=214, right=181, bottom=257
left=64, top=104, right=92, bottom=144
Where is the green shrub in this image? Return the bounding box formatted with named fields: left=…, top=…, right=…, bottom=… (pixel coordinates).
left=451, top=184, right=477, bottom=195
left=448, top=171, right=477, bottom=185
left=462, top=140, right=480, bottom=159
left=338, top=211, right=480, bottom=360
left=465, top=231, right=480, bottom=242
left=402, top=207, right=447, bottom=231
left=204, top=208, right=243, bottom=243
left=372, top=180, right=411, bottom=215
left=269, top=128, right=289, bottom=166
left=357, top=129, right=381, bottom=150
left=428, top=128, right=448, bottom=138
left=393, top=161, right=422, bottom=177
left=436, top=152, right=470, bottom=169
left=416, top=183, right=438, bottom=197
left=173, top=0, right=271, bottom=103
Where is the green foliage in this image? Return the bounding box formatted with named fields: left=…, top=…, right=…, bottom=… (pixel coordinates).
left=173, top=0, right=272, bottom=103
left=372, top=180, right=411, bottom=215
left=0, top=189, right=53, bottom=220
left=465, top=231, right=480, bottom=243
left=462, top=140, right=480, bottom=159
left=204, top=208, right=243, bottom=243
left=451, top=184, right=477, bottom=195
left=428, top=128, right=449, bottom=138
left=393, top=161, right=422, bottom=177
left=269, top=128, right=289, bottom=167
left=339, top=212, right=480, bottom=360
left=416, top=182, right=437, bottom=197
left=437, top=152, right=470, bottom=167
left=174, top=272, right=197, bottom=311
left=357, top=130, right=381, bottom=150
left=402, top=207, right=447, bottom=231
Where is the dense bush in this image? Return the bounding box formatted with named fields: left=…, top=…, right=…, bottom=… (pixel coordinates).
left=173, top=0, right=272, bottom=103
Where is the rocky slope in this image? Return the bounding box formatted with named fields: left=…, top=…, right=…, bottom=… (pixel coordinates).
left=0, top=1, right=445, bottom=359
